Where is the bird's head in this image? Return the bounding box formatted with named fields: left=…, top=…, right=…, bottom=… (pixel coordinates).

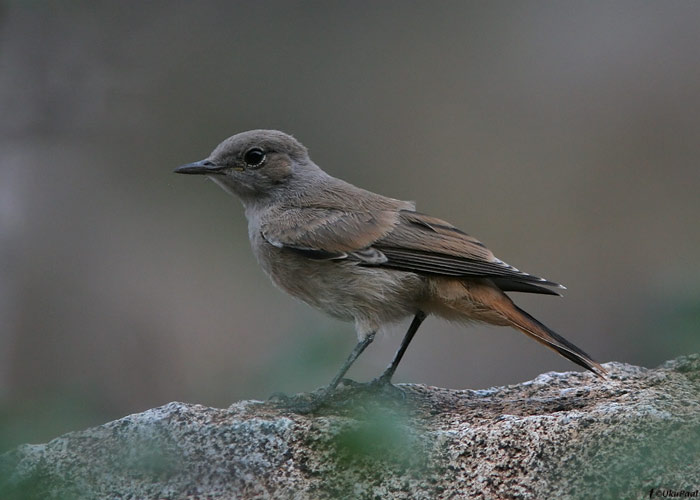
left=175, top=129, right=319, bottom=206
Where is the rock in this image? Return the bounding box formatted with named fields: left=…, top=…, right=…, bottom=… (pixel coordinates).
left=2, top=355, right=699, bottom=499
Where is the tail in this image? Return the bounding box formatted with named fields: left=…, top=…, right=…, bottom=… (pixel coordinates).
left=501, top=302, right=607, bottom=378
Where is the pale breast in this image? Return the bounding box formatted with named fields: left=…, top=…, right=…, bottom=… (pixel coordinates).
left=249, top=229, right=426, bottom=327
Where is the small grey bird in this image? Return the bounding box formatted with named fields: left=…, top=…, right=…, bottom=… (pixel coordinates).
left=175, top=130, right=605, bottom=404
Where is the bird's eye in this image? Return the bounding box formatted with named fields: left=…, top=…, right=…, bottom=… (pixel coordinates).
left=243, top=147, right=266, bottom=168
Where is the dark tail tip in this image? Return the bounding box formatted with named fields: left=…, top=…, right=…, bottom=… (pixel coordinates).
left=513, top=305, right=607, bottom=378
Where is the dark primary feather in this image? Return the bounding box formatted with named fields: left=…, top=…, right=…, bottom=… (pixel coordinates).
left=370, top=211, right=564, bottom=289
left=374, top=247, right=562, bottom=287
left=490, top=278, right=562, bottom=296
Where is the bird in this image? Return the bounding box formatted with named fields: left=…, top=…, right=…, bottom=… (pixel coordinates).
left=174, top=129, right=605, bottom=407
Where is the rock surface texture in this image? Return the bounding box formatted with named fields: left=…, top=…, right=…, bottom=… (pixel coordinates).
left=2, top=356, right=699, bottom=499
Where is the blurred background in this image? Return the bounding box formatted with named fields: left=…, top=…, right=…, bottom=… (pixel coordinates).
left=1, top=1, right=699, bottom=451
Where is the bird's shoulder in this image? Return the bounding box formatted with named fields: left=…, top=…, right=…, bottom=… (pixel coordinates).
left=258, top=206, right=401, bottom=256
left=259, top=177, right=415, bottom=254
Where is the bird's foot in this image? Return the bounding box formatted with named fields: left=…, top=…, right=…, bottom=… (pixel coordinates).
left=338, top=377, right=364, bottom=389
left=269, top=377, right=406, bottom=414
left=269, top=378, right=360, bottom=414
left=367, top=375, right=407, bottom=401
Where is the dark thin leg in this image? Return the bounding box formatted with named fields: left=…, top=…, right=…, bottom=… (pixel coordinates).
left=293, top=333, right=376, bottom=413
left=376, top=311, right=427, bottom=385
left=312, top=332, right=375, bottom=404
left=274, top=333, right=377, bottom=413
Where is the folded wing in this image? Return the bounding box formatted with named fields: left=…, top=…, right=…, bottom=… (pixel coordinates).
left=261, top=208, right=564, bottom=294
left=374, top=211, right=564, bottom=294
left=261, top=207, right=398, bottom=261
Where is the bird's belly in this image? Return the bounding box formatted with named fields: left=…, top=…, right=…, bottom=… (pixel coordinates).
left=257, top=246, right=425, bottom=324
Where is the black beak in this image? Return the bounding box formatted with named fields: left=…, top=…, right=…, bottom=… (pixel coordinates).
left=174, top=159, right=225, bottom=175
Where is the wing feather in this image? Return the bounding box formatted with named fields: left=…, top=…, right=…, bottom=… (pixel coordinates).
left=373, top=211, right=563, bottom=288
left=261, top=208, right=563, bottom=290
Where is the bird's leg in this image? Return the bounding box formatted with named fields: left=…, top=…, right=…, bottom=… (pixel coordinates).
left=374, top=311, right=427, bottom=386
left=326, top=332, right=376, bottom=392
left=295, top=332, right=376, bottom=413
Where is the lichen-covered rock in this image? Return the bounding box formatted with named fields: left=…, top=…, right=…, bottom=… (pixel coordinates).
left=2, top=356, right=699, bottom=499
